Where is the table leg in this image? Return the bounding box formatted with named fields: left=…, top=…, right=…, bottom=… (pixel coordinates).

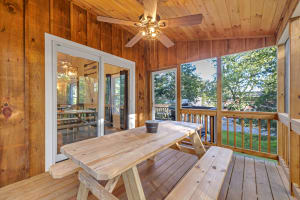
left=122, top=166, right=146, bottom=200
left=77, top=182, right=89, bottom=200
left=105, top=175, right=121, bottom=193
left=189, top=132, right=206, bottom=158
left=147, top=155, right=156, bottom=162
left=77, top=170, right=118, bottom=200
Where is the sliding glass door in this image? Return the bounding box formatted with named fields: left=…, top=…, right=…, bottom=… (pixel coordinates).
left=103, top=63, right=129, bottom=134
left=54, top=44, right=100, bottom=162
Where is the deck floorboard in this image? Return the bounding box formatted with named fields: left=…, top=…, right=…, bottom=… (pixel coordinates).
left=0, top=149, right=294, bottom=200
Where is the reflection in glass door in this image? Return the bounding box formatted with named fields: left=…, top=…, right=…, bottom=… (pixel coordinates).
left=152, top=69, right=177, bottom=121
left=56, top=51, right=99, bottom=160
left=104, top=63, right=129, bottom=134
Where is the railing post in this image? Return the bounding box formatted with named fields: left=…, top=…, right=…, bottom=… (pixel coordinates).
left=216, top=57, right=222, bottom=146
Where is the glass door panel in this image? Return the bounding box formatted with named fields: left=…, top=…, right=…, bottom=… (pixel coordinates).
left=152, top=69, right=177, bottom=120
left=104, top=63, right=129, bottom=134
left=56, top=52, right=99, bottom=156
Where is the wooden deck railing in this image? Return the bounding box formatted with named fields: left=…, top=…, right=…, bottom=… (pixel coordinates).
left=179, top=109, right=278, bottom=160
left=154, top=106, right=173, bottom=120
left=179, top=109, right=216, bottom=145
left=221, top=111, right=278, bottom=160
left=179, top=109, right=300, bottom=196
left=278, top=113, right=300, bottom=197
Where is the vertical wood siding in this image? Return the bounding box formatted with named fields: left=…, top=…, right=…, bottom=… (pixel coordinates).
left=147, top=36, right=276, bottom=71
left=0, top=0, right=148, bottom=187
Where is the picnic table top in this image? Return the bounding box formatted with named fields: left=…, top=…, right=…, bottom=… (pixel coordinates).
left=61, top=121, right=202, bottom=180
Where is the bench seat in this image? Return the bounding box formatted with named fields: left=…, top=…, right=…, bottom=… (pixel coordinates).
left=0, top=173, right=85, bottom=200
left=166, top=146, right=233, bottom=200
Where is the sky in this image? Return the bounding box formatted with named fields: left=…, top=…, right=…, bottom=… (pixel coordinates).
left=191, top=59, right=216, bottom=81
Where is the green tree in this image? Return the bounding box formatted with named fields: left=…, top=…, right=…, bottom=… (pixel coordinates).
left=222, top=47, right=277, bottom=112
left=181, top=63, right=204, bottom=103
left=154, top=71, right=176, bottom=105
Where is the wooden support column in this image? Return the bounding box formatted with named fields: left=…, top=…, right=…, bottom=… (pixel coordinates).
left=289, top=16, right=300, bottom=193
left=176, top=64, right=181, bottom=120
left=216, top=57, right=222, bottom=145
left=277, top=44, right=285, bottom=159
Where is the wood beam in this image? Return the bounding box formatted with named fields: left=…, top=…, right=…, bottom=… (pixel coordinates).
left=289, top=16, right=300, bottom=191
left=276, top=0, right=299, bottom=43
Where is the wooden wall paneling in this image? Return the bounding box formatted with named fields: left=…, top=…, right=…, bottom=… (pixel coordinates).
left=277, top=44, right=285, bottom=158
left=0, top=0, right=28, bottom=187
left=144, top=44, right=151, bottom=121
left=71, top=3, right=87, bottom=45
left=100, top=22, right=112, bottom=54
left=136, top=43, right=146, bottom=126
left=50, top=0, right=71, bottom=39
left=176, top=41, right=187, bottom=64
left=149, top=40, right=158, bottom=71
left=158, top=42, right=168, bottom=69
left=187, top=40, right=199, bottom=63
left=212, top=40, right=228, bottom=57
left=266, top=36, right=276, bottom=47
left=111, top=24, right=123, bottom=57
left=246, top=38, right=266, bottom=50
left=227, top=39, right=246, bottom=55
left=25, top=0, right=49, bottom=177
left=146, top=37, right=276, bottom=71
left=87, top=12, right=101, bottom=50
left=289, top=17, right=300, bottom=187
left=198, top=40, right=212, bottom=60
left=167, top=44, right=177, bottom=67
left=122, top=30, right=134, bottom=61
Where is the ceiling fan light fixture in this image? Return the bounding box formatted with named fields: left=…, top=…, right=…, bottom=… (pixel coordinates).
left=149, top=27, right=155, bottom=33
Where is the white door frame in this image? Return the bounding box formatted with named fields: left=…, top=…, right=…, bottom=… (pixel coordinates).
left=45, top=33, right=135, bottom=171
left=151, top=68, right=177, bottom=121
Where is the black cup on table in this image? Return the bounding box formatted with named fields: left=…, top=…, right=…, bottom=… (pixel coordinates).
left=145, top=120, right=159, bottom=133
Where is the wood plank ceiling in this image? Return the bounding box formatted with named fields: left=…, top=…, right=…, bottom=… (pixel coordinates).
left=76, top=0, right=288, bottom=41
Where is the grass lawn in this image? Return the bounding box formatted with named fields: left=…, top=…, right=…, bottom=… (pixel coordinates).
left=221, top=130, right=277, bottom=154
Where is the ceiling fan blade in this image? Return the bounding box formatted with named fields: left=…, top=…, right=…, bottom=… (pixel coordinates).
left=161, top=14, right=203, bottom=28
left=158, top=32, right=174, bottom=48
left=143, top=0, right=158, bottom=21
left=125, top=32, right=144, bottom=47
left=97, top=16, right=139, bottom=26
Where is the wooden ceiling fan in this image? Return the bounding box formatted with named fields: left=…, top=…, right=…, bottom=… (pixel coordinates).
left=97, top=0, right=203, bottom=48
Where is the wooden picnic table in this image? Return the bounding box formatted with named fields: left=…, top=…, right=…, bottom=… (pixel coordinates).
left=60, top=121, right=205, bottom=200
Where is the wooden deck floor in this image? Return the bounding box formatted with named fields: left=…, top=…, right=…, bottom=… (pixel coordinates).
left=0, top=148, right=294, bottom=200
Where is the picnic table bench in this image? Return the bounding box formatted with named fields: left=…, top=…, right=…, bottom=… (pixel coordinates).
left=50, top=121, right=233, bottom=200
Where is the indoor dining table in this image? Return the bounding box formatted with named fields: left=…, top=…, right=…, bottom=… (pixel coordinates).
left=60, top=121, right=205, bottom=200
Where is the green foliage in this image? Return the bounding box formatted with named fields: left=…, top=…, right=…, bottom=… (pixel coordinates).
left=154, top=71, right=176, bottom=105
left=221, top=131, right=277, bottom=154
left=181, top=61, right=217, bottom=106
left=181, top=63, right=204, bottom=103
left=154, top=47, right=277, bottom=114
left=222, top=47, right=278, bottom=112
